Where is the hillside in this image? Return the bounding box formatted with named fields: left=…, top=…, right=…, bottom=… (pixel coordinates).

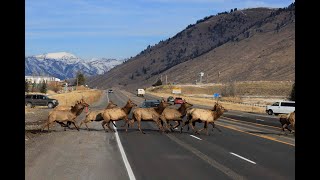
left=87, top=3, right=295, bottom=90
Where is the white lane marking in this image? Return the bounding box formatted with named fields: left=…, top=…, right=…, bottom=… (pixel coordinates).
left=230, top=152, right=256, bottom=164
left=256, top=119, right=264, bottom=121
left=113, top=123, right=136, bottom=180
left=190, top=135, right=202, bottom=140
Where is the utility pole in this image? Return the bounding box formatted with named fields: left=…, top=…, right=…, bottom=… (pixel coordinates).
left=166, top=75, right=167, bottom=85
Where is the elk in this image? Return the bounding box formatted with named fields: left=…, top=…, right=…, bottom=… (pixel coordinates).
left=79, top=101, right=118, bottom=130
left=130, top=100, right=172, bottom=134
left=279, top=111, right=295, bottom=134
left=181, top=103, right=227, bottom=135
left=101, top=99, right=137, bottom=132
left=41, top=100, right=90, bottom=131
left=159, top=101, right=193, bottom=132
left=53, top=99, right=89, bottom=128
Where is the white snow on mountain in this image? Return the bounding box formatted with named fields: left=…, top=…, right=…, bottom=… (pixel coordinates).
left=25, top=52, right=124, bottom=80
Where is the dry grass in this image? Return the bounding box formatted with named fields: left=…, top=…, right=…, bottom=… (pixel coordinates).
left=147, top=92, right=266, bottom=114
left=25, top=89, right=103, bottom=114
left=50, top=89, right=102, bottom=107
left=148, top=81, right=293, bottom=97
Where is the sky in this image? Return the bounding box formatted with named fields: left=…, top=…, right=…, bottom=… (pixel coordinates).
left=26, top=0, right=293, bottom=60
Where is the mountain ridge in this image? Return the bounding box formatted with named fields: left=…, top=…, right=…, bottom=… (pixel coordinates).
left=87, top=3, right=295, bottom=90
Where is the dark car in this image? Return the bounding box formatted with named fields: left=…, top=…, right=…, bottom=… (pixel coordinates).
left=25, top=94, right=59, bottom=108
left=174, top=97, right=185, bottom=105
left=167, top=96, right=174, bottom=103
left=140, top=99, right=160, bottom=108
left=108, top=89, right=113, bottom=93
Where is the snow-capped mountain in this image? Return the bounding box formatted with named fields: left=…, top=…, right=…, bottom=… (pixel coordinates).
left=25, top=52, right=124, bottom=80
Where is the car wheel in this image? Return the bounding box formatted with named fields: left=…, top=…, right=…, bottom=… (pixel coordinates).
left=267, top=110, right=273, bottom=115
left=26, top=103, right=32, bottom=108
left=48, top=103, right=54, bottom=108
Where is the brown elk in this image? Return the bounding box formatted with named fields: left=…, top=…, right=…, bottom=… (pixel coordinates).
left=41, top=100, right=90, bottom=131
left=180, top=103, right=227, bottom=135
left=101, top=99, right=137, bottom=132
left=279, top=111, right=295, bottom=134
left=53, top=99, right=90, bottom=128
left=159, top=101, right=193, bottom=132
left=79, top=101, right=118, bottom=130
left=130, top=100, right=172, bottom=134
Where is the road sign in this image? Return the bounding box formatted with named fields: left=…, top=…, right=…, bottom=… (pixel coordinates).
left=213, top=93, right=220, bottom=98
left=172, top=88, right=181, bottom=94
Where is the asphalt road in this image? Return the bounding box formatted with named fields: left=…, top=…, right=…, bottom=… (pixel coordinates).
left=111, top=89, right=295, bottom=180
left=25, top=89, right=294, bottom=180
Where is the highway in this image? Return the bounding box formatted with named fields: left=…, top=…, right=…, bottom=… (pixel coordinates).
left=25, top=89, right=294, bottom=180
left=111, top=89, right=295, bottom=180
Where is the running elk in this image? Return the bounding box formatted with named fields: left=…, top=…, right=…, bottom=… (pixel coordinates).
left=279, top=111, right=295, bottom=135
left=181, top=103, right=227, bottom=135
left=159, top=101, right=193, bottom=132
left=101, top=99, right=137, bottom=132
left=41, top=100, right=90, bottom=131
left=79, top=101, right=118, bottom=130
left=130, top=100, right=171, bottom=134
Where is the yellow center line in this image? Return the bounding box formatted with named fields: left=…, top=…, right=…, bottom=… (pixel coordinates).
left=222, top=116, right=283, bottom=130
left=216, top=123, right=295, bottom=147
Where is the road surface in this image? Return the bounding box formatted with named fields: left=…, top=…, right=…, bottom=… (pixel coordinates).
left=25, top=88, right=294, bottom=180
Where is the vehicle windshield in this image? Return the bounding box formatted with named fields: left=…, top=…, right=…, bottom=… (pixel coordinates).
left=272, top=102, right=279, bottom=106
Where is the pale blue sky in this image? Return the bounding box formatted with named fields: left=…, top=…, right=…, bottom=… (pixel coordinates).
left=26, top=0, right=293, bottom=60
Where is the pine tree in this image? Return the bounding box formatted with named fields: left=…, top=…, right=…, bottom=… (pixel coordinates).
left=76, top=71, right=86, bottom=86
left=25, top=80, right=29, bottom=92
left=40, top=80, right=47, bottom=94
left=290, top=83, right=295, bottom=101
left=152, top=79, right=162, bottom=87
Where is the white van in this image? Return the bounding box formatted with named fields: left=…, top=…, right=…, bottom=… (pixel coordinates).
left=137, top=89, right=145, bottom=97
left=266, top=101, right=295, bottom=115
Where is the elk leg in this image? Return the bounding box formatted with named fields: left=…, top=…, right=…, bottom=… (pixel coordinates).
left=101, top=121, right=108, bottom=132
left=84, top=123, right=90, bottom=131
left=72, top=121, right=79, bottom=131
left=211, top=123, right=222, bottom=132
left=138, top=121, right=145, bottom=134
left=172, top=121, right=180, bottom=129
left=189, top=119, right=198, bottom=134
left=180, top=120, right=188, bottom=133
left=106, top=121, right=115, bottom=132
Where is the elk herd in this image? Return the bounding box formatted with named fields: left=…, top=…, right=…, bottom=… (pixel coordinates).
left=41, top=97, right=228, bottom=135
left=41, top=97, right=295, bottom=136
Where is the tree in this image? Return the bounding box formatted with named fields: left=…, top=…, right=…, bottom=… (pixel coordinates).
left=290, top=82, right=295, bottom=101
left=230, top=9, right=233, bottom=13
left=40, top=80, right=47, bottom=94
left=152, top=79, right=162, bottom=87
left=25, top=80, right=29, bottom=92
left=31, top=81, right=37, bottom=92
left=76, top=71, right=85, bottom=86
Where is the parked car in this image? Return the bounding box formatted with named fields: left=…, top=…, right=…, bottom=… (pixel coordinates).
left=266, top=101, right=295, bottom=115
left=174, top=97, right=185, bottom=105
left=25, top=94, right=59, bottom=108
left=167, top=96, right=174, bottom=103
left=140, top=99, right=160, bottom=108
left=108, top=89, right=113, bottom=93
